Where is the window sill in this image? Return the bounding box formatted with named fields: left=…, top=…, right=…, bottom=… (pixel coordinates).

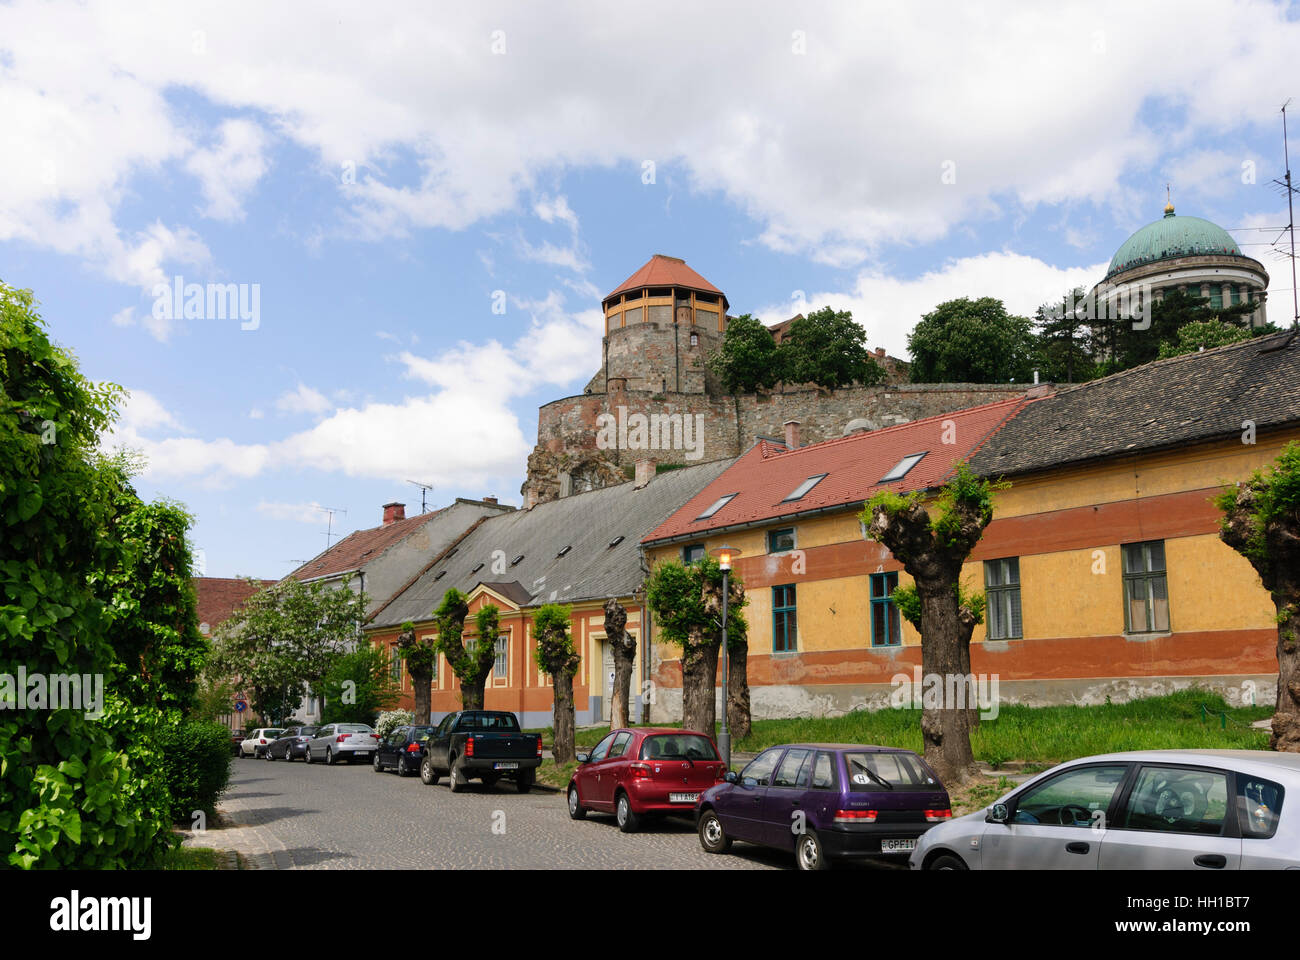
left=1124, top=630, right=1173, bottom=642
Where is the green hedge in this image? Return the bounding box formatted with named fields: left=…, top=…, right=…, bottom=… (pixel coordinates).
left=157, top=719, right=231, bottom=821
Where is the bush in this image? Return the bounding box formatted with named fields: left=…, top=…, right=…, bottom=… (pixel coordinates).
left=376, top=710, right=414, bottom=738
left=157, top=718, right=232, bottom=822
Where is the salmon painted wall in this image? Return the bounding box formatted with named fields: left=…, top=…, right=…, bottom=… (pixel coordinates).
left=644, top=429, right=1297, bottom=694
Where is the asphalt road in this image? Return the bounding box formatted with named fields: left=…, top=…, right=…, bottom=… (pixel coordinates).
left=216, top=754, right=810, bottom=870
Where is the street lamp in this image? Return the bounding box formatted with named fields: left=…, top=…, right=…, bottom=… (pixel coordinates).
left=709, top=544, right=742, bottom=767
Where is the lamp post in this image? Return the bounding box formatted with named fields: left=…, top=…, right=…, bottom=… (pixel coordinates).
left=709, top=544, right=741, bottom=768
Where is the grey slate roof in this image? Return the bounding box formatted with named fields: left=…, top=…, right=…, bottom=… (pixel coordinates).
left=369, top=458, right=735, bottom=630
left=970, top=331, right=1300, bottom=478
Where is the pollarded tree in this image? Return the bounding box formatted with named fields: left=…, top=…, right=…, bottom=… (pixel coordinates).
left=533, top=603, right=580, bottom=764
left=431, top=590, right=498, bottom=710
left=645, top=556, right=749, bottom=739
left=398, top=621, right=438, bottom=723
left=890, top=581, right=986, bottom=727
left=860, top=463, right=1003, bottom=785
left=1215, top=441, right=1300, bottom=752
left=603, top=598, right=639, bottom=729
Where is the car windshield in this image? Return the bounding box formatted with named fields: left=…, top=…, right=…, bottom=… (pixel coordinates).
left=410, top=725, right=434, bottom=740
left=262, top=729, right=284, bottom=737
left=457, top=712, right=520, bottom=731
left=299, top=727, right=319, bottom=736
left=641, top=734, right=718, bottom=761
left=843, top=751, right=934, bottom=789
left=337, top=724, right=373, bottom=733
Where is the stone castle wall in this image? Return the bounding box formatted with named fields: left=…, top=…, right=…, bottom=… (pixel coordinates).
left=588, top=320, right=725, bottom=395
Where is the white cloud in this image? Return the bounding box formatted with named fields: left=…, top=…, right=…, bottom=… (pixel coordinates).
left=275, top=383, right=332, bottom=416
left=185, top=117, right=270, bottom=221
left=761, top=252, right=1108, bottom=359
left=256, top=500, right=327, bottom=523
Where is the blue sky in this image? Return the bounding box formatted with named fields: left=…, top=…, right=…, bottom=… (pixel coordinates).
left=2, top=0, right=1297, bottom=578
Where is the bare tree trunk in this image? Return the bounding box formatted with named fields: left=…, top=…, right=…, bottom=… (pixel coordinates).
left=726, top=639, right=751, bottom=740
left=918, top=580, right=979, bottom=785
left=1271, top=597, right=1300, bottom=752
left=604, top=599, right=638, bottom=729
left=681, top=631, right=719, bottom=736
left=957, top=606, right=979, bottom=730
left=552, top=668, right=577, bottom=763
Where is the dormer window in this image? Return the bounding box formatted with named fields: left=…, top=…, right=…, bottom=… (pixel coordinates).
left=696, top=493, right=737, bottom=520
left=783, top=473, right=827, bottom=502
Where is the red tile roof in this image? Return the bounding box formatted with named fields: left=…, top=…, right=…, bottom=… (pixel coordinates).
left=604, top=254, right=726, bottom=307
left=641, top=396, right=1030, bottom=544
left=288, top=509, right=445, bottom=581
left=194, top=577, right=276, bottom=631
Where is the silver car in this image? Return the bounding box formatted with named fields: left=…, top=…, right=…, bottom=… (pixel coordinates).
left=910, top=749, right=1299, bottom=870
left=303, top=722, right=380, bottom=765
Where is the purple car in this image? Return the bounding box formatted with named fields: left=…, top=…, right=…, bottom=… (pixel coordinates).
left=696, top=743, right=952, bottom=870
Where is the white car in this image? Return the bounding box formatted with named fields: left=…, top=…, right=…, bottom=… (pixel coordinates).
left=910, top=749, right=1300, bottom=870
left=304, top=723, right=381, bottom=765
left=239, top=728, right=285, bottom=759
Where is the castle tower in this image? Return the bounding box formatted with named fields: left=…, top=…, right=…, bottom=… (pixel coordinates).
left=589, top=254, right=729, bottom=395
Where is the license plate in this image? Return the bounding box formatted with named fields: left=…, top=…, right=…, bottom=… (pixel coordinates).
left=669, top=792, right=700, bottom=803
left=356, top=751, right=370, bottom=758
left=881, top=839, right=916, bottom=852
left=494, top=762, right=519, bottom=770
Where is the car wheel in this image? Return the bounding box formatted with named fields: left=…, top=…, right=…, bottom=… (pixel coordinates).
left=616, top=792, right=641, bottom=833
left=373, top=752, right=384, bottom=772
left=698, top=809, right=731, bottom=853
left=397, top=756, right=410, bottom=778
left=304, top=747, right=312, bottom=764
left=516, top=770, right=533, bottom=794
left=326, top=747, right=335, bottom=766
left=265, top=747, right=274, bottom=761
left=796, top=830, right=829, bottom=871
left=928, top=854, right=968, bottom=871
left=449, top=756, right=465, bottom=793
left=568, top=785, right=587, bottom=820
left=420, top=758, right=440, bottom=785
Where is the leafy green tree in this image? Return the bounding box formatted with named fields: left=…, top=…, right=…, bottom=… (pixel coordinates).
left=778, top=306, right=884, bottom=389
left=210, top=576, right=367, bottom=722
left=1034, top=288, right=1093, bottom=384
left=398, top=620, right=437, bottom=723
left=1215, top=442, right=1300, bottom=752
left=860, top=463, right=1004, bottom=785
left=1102, top=287, right=1257, bottom=371
left=431, top=590, right=498, bottom=710
left=1157, top=319, right=1255, bottom=359
left=532, top=603, right=580, bottom=764
left=645, top=556, right=749, bottom=739
left=706, top=313, right=779, bottom=393
left=320, top=645, right=398, bottom=725
left=1, top=281, right=179, bottom=867
left=908, top=298, right=1037, bottom=383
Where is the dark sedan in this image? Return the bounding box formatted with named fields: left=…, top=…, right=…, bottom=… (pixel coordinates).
left=373, top=725, right=435, bottom=777
left=696, top=743, right=951, bottom=870
left=266, top=725, right=320, bottom=761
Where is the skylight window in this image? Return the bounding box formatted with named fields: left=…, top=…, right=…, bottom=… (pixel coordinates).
left=782, top=473, right=828, bottom=502
left=556, top=545, right=572, bottom=558
left=511, top=554, right=525, bottom=566
left=433, top=570, right=446, bottom=581
left=696, top=493, right=737, bottom=520
left=471, top=562, right=484, bottom=574
left=880, top=452, right=927, bottom=483
left=608, top=536, right=625, bottom=548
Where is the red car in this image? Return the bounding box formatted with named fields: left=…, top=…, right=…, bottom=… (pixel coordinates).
left=567, top=727, right=727, bottom=832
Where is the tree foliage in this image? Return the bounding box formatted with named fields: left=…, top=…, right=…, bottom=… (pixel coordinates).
left=778, top=306, right=884, bottom=390
left=909, top=297, right=1038, bottom=384
left=320, top=645, right=398, bottom=725
left=1157, top=319, right=1255, bottom=359
left=705, top=313, right=779, bottom=393
left=532, top=603, right=580, bottom=763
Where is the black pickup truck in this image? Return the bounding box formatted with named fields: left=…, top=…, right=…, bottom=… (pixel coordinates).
left=419, top=710, right=543, bottom=793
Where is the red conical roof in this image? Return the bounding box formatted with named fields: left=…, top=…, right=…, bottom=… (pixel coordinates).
left=603, top=255, right=727, bottom=309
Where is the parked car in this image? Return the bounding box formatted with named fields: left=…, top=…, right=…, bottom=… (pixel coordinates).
left=568, top=728, right=726, bottom=832
left=239, top=727, right=285, bottom=759
left=373, top=724, right=435, bottom=777
left=418, top=710, right=542, bottom=792
left=909, top=749, right=1300, bottom=870
left=229, top=729, right=246, bottom=757
left=696, top=743, right=951, bottom=870
left=266, top=725, right=320, bottom=761
left=303, top=722, right=380, bottom=764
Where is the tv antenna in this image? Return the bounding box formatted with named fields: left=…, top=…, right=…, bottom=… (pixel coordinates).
left=315, top=505, right=348, bottom=548
left=407, top=480, right=435, bottom=514
left=1272, top=98, right=1299, bottom=329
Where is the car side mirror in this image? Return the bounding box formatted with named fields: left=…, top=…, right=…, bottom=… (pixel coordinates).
left=742, top=776, right=758, bottom=787
left=987, top=802, right=1010, bottom=824
left=576, top=753, right=590, bottom=764
left=723, top=771, right=739, bottom=784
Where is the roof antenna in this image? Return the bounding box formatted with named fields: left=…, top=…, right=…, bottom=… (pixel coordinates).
left=407, top=480, right=435, bottom=514
left=315, top=505, right=347, bottom=548
left=1275, top=99, right=1299, bottom=331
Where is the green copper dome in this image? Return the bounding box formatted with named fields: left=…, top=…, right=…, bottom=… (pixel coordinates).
left=1105, top=207, right=1242, bottom=279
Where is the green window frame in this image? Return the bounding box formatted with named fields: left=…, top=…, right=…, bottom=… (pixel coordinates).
left=984, top=557, right=1023, bottom=640
left=682, top=542, right=705, bottom=565
left=773, top=584, right=797, bottom=652
left=768, top=527, right=796, bottom=554
left=870, top=572, right=901, bottom=646
left=389, top=645, right=403, bottom=684
left=1122, top=540, right=1170, bottom=633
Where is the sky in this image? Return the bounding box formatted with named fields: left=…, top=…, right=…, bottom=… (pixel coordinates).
left=2, top=0, right=1298, bottom=579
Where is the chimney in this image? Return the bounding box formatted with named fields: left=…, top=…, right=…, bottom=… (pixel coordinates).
left=783, top=419, right=801, bottom=449
left=382, top=502, right=406, bottom=526
left=483, top=495, right=498, bottom=505
left=634, top=458, right=654, bottom=488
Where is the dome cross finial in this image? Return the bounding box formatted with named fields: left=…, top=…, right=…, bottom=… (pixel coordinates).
left=1164, top=183, right=1175, bottom=217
